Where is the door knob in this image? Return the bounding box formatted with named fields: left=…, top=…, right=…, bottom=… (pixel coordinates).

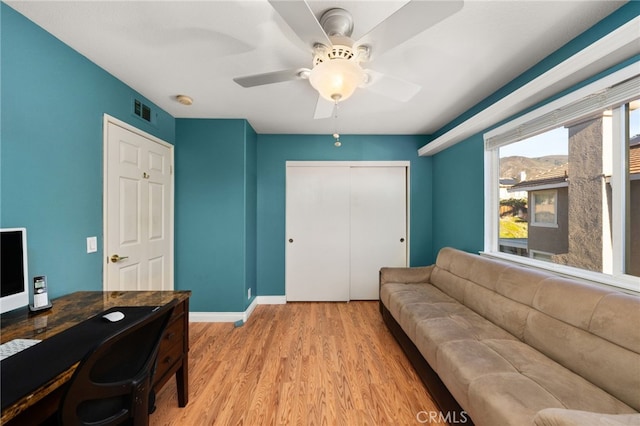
left=400, top=238, right=405, bottom=243
left=110, top=254, right=129, bottom=263
left=288, top=238, right=294, bottom=243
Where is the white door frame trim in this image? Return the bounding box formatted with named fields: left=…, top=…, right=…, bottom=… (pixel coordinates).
left=102, top=114, right=175, bottom=290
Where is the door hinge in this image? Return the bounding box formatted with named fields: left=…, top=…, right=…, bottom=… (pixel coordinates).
left=170, top=165, right=173, bottom=175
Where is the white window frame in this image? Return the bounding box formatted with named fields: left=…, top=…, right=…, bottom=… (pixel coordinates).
left=483, top=63, right=640, bottom=293
left=530, top=249, right=554, bottom=262
left=530, top=190, right=558, bottom=228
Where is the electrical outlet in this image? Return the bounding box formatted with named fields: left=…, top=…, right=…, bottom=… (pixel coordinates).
left=248, top=288, right=251, bottom=299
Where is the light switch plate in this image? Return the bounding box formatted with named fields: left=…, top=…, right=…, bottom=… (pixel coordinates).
left=87, top=236, right=98, bottom=253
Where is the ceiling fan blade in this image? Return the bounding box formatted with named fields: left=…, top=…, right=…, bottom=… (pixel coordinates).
left=233, top=69, right=308, bottom=88
left=269, top=0, right=332, bottom=51
left=313, top=96, right=335, bottom=120
left=355, top=0, right=463, bottom=61
left=364, top=70, right=421, bottom=102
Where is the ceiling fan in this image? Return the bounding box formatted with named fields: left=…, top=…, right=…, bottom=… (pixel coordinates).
left=233, top=0, right=463, bottom=119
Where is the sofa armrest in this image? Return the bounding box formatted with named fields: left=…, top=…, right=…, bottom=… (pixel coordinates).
left=534, top=408, right=640, bottom=426
left=379, top=265, right=434, bottom=286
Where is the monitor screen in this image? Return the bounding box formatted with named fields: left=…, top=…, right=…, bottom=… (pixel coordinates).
left=0, top=228, right=29, bottom=313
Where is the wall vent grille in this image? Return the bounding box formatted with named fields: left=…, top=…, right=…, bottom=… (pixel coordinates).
left=133, top=99, right=152, bottom=122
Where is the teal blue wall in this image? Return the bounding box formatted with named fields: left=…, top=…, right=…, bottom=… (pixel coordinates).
left=175, top=119, right=256, bottom=312
left=429, top=2, right=639, bottom=254
left=256, top=134, right=433, bottom=296
left=431, top=135, right=484, bottom=255
left=0, top=4, right=175, bottom=299
left=244, top=123, right=258, bottom=307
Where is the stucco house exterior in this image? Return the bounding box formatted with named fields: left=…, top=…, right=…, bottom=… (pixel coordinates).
left=509, top=114, right=639, bottom=276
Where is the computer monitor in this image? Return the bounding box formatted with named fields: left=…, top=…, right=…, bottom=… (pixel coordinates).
left=0, top=228, right=29, bottom=314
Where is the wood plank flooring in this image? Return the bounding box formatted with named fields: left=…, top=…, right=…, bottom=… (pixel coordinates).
left=151, top=301, right=443, bottom=425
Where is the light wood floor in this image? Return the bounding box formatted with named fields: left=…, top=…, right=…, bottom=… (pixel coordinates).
left=151, top=301, right=443, bottom=425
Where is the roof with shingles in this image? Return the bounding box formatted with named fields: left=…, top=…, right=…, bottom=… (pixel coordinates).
left=630, top=143, right=639, bottom=175
left=509, top=137, right=639, bottom=192
left=509, top=163, right=569, bottom=191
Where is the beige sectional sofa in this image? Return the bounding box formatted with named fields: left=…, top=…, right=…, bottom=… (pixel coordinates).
left=379, top=247, right=640, bottom=426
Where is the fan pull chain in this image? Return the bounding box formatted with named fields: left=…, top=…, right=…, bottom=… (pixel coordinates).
left=332, top=100, right=341, bottom=147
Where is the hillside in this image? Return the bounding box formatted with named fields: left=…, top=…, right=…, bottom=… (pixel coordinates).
left=500, top=155, right=568, bottom=181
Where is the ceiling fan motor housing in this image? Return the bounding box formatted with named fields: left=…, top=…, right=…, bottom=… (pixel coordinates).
left=314, top=8, right=362, bottom=66
left=313, top=44, right=355, bottom=66
left=319, top=8, right=354, bottom=38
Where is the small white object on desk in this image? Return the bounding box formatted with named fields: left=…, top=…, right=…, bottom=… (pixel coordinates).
left=102, top=311, right=125, bottom=322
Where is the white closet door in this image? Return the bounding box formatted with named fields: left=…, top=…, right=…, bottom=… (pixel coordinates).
left=285, top=166, right=350, bottom=301
left=350, top=166, right=407, bottom=299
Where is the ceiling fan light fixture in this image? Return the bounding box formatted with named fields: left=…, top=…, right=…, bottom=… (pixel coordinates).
left=309, top=58, right=365, bottom=103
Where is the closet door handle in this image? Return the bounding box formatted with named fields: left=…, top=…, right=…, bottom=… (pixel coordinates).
left=289, top=238, right=294, bottom=243
left=400, top=238, right=405, bottom=243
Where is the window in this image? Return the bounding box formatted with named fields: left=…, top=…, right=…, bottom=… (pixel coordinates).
left=531, top=190, right=558, bottom=227
left=484, top=67, right=640, bottom=291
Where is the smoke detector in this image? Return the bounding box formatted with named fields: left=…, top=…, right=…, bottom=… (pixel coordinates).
left=176, top=95, right=193, bottom=106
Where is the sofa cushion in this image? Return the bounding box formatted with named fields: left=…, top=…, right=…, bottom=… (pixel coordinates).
left=534, top=408, right=640, bottom=426
left=398, top=300, right=468, bottom=342
left=380, top=283, right=437, bottom=322
left=525, top=309, right=640, bottom=411
left=431, top=248, right=549, bottom=340
left=413, top=308, right=517, bottom=371
left=527, top=277, right=640, bottom=411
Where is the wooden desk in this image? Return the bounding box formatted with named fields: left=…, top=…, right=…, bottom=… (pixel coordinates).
left=0, top=290, right=191, bottom=425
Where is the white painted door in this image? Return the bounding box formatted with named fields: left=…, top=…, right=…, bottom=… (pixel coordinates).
left=286, top=166, right=351, bottom=301
left=285, top=163, right=408, bottom=301
left=350, top=166, right=407, bottom=299
left=105, top=120, right=173, bottom=291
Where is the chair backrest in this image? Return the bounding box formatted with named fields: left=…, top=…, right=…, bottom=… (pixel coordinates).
left=59, top=300, right=177, bottom=426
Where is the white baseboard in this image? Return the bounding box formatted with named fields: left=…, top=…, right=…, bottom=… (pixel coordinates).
left=189, top=295, right=286, bottom=322
left=256, top=295, right=286, bottom=305
left=189, top=311, right=245, bottom=323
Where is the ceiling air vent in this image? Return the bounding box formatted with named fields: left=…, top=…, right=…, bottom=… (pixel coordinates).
left=133, top=99, right=152, bottom=122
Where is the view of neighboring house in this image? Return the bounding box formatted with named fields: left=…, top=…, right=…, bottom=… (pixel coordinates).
left=505, top=114, right=640, bottom=276
left=508, top=164, right=569, bottom=261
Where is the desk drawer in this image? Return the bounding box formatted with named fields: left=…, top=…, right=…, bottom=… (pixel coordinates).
left=170, top=300, right=185, bottom=320
left=156, top=339, right=183, bottom=377
left=155, top=314, right=184, bottom=381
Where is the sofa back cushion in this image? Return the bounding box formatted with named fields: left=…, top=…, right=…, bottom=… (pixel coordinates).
left=430, top=247, right=640, bottom=411
left=431, top=247, right=547, bottom=340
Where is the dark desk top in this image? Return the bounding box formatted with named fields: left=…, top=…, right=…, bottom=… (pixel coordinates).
left=0, top=290, right=191, bottom=423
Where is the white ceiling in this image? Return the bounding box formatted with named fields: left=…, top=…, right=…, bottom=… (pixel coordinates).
left=6, top=0, right=627, bottom=135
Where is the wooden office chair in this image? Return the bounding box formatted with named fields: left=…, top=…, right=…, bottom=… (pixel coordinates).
left=58, top=300, right=177, bottom=426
